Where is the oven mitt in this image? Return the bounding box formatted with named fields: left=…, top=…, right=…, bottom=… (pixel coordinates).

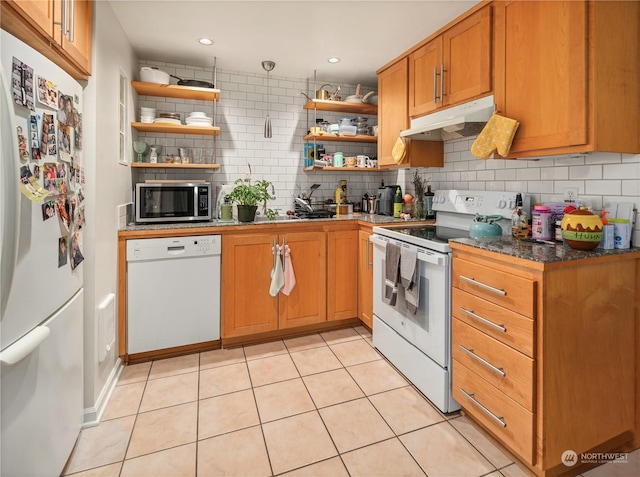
left=471, top=112, right=520, bottom=159
left=269, top=245, right=284, bottom=297
left=281, top=245, right=296, bottom=296
left=392, top=136, right=407, bottom=164
left=383, top=242, right=401, bottom=306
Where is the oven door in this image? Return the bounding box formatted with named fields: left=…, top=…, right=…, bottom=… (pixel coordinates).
left=371, top=234, right=451, bottom=368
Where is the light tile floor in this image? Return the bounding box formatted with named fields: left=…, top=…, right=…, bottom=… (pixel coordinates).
left=63, top=326, right=640, bottom=477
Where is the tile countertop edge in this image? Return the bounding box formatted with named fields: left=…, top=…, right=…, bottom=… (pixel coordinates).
left=449, top=237, right=640, bottom=269
left=118, top=215, right=432, bottom=237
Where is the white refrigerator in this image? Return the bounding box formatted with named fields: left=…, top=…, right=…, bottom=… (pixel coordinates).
left=1, top=31, right=84, bottom=476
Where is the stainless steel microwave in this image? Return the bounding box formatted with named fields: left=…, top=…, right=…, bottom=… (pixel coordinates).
left=135, top=182, right=212, bottom=223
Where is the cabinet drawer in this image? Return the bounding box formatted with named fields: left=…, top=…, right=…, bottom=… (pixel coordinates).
left=453, top=318, right=534, bottom=411
left=452, top=288, right=534, bottom=357
left=453, top=360, right=534, bottom=465
left=452, top=258, right=535, bottom=318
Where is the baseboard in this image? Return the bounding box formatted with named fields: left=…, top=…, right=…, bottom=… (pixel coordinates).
left=82, top=357, right=123, bottom=428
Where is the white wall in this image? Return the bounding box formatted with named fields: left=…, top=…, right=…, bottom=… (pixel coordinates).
left=82, top=0, right=137, bottom=424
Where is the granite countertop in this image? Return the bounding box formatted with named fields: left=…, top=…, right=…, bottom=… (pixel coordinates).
left=451, top=236, right=640, bottom=264
left=119, top=213, right=422, bottom=232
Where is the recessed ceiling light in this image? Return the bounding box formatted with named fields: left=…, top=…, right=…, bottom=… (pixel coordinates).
left=328, top=57, right=340, bottom=64
left=198, top=38, right=214, bottom=46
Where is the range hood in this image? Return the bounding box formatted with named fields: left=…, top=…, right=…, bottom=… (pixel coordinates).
left=401, top=95, right=495, bottom=141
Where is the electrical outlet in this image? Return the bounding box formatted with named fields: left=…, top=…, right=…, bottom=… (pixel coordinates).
left=563, top=187, right=579, bottom=202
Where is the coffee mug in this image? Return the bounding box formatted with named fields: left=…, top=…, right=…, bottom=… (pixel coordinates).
left=333, top=152, right=344, bottom=167
left=346, top=156, right=357, bottom=167
left=357, top=155, right=369, bottom=167
left=366, top=157, right=377, bottom=168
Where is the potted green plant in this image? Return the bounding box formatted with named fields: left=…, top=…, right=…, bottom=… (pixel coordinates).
left=227, top=171, right=276, bottom=222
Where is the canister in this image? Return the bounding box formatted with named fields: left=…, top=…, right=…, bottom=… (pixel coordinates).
left=532, top=205, right=552, bottom=240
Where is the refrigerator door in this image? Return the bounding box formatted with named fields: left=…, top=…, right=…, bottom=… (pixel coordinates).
left=1, top=289, right=84, bottom=476
left=0, top=31, right=83, bottom=351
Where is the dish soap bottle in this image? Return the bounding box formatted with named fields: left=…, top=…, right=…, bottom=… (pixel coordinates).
left=394, top=187, right=403, bottom=218
left=511, top=193, right=528, bottom=238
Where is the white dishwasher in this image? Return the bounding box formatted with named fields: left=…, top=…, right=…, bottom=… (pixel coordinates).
left=126, top=235, right=221, bottom=354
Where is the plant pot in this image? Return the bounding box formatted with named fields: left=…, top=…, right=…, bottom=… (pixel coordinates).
left=237, top=205, right=258, bottom=223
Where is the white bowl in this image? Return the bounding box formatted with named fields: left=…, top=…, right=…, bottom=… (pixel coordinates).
left=140, top=67, right=170, bottom=85
left=189, top=111, right=207, bottom=118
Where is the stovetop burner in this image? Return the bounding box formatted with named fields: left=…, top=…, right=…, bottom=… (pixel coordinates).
left=372, top=224, right=469, bottom=253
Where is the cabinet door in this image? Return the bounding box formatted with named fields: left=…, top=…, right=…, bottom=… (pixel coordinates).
left=279, top=231, right=327, bottom=329
left=357, top=230, right=373, bottom=329
left=5, top=0, right=56, bottom=37
left=327, top=229, right=358, bottom=322
left=57, top=0, right=92, bottom=76
left=222, top=233, right=279, bottom=338
left=378, top=58, right=409, bottom=167
left=494, top=1, right=587, bottom=154
left=443, top=5, right=492, bottom=107
left=408, top=38, right=442, bottom=118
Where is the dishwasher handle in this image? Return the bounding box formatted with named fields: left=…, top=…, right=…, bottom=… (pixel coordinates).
left=167, top=245, right=186, bottom=255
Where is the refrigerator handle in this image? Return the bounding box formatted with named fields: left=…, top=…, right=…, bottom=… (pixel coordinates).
left=0, top=65, right=21, bottom=319
left=0, top=326, right=51, bottom=365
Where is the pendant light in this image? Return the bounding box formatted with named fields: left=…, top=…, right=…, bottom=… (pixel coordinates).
left=262, top=60, right=275, bottom=138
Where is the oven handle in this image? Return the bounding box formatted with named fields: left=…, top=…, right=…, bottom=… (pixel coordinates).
left=370, top=235, right=445, bottom=266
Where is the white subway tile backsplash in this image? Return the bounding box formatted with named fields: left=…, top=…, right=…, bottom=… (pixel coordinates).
left=586, top=180, right=621, bottom=196
left=134, top=60, right=639, bottom=224
left=569, top=165, right=602, bottom=180
left=603, top=163, right=640, bottom=180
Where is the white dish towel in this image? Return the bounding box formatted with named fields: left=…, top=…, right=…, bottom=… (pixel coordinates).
left=269, top=244, right=284, bottom=296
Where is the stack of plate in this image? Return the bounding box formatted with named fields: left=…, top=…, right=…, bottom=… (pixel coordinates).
left=185, top=111, right=213, bottom=127
left=140, top=107, right=156, bottom=124
left=155, top=112, right=182, bottom=125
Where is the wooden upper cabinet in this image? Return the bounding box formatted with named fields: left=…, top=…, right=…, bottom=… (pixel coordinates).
left=409, top=5, right=492, bottom=119
left=377, top=58, right=444, bottom=168
left=6, top=0, right=57, bottom=37
left=408, top=38, right=442, bottom=117
left=493, top=0, right=640, bottom=157
left=1, top=0, right=92, bottom=79
left=57, top=0, right=93, bottom=75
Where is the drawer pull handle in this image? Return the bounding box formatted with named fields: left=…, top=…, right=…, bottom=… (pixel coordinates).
left=460, top=307, right=507, bottom=333
left=460, top=275, right=507, bottom=296
left=460, top=388, right=507, bottom=428
left=459, top=345, right=506, bottom=377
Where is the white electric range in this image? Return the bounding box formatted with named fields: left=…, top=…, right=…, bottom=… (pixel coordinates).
left=371, top=190, right=530, bottom=413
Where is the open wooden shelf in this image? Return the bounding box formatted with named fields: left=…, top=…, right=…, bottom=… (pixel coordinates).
left=131, top=81, right=220, bottom=101
left=130, top=163, right=220, bottom=170
left=131, top=122, right=220, bottom=136
left=303, top=133, right=377, bottom=143
left=303, top=99, right=377, bottom=115
left=303, top=166, right=380, bottom=172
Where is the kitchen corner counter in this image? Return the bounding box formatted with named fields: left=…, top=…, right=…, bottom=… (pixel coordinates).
left=450, top=236, right=640, bottom=270
left=118, top=214, right=430, bottom=236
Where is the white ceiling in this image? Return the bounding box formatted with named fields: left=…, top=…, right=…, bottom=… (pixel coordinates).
left=107, top=0, right=480, bottom=87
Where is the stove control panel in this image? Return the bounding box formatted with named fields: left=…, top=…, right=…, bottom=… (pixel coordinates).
left=433, top=190, right=530, bottom=217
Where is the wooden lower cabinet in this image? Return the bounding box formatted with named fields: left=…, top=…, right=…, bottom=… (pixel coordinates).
left=222, top=229, right=326, bottom=338
left=327, top=227, right=358, bottom=322
left=450, top=242, right=640, bottom=476
left=357, top=228, right=374, bottom=329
